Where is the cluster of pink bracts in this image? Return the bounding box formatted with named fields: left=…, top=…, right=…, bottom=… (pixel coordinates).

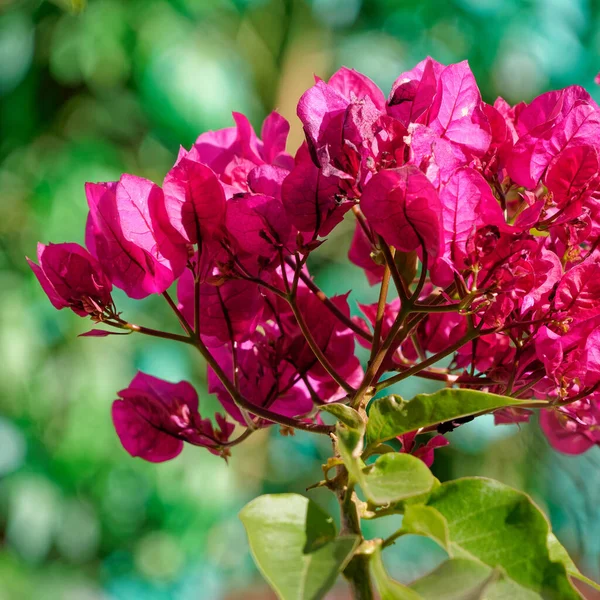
left=29, top=57, right=600, bottom=461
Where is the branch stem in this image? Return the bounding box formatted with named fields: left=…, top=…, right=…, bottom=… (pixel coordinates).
left=162, top=291, right=194, bottom=336
left=284, top=256, right=372, bottom=341
left=351, top=306, right=411, bottom=408
left=371, top=259, right=392, bottom=357
left=287, top=296, right=355, bottom=394
left=106, top=319, right=194, bottom=345
left=126, top=293, right=336, bottom=436
left=376, top=330, right=478, bottom=392
left=378, top=236, right=409, bottom=304
left=190, top=332, right=334, bottom=435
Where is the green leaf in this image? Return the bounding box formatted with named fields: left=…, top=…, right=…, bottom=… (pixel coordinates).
left=547, top=533, right=578, bottom=574
left=362, top=453, right=435, bottom=505
left=373, top=548, right=540, bottom=600
left=239, top=494, right=359, bottom=600
left=484, top=578, right=541, bottom=599
left=383, top=480, right=582, bottom=598
left=319, top=404, right=365, bottom=430
left=400, top=505, right=450, bottom=553
left=548, top=533, right=600, bottom=593
left=371, top=546, right=423, bottom=600
left=424, top=478, right=580, bottom=599
left=366, top=390, right=545, bottom=445
left=409, top=558, right=497, bottom=599
left=335, top=422, right=366, bottom=485
left=388, top=478, right=442, bottom=514
left=336, top=423, right=434, bottom=505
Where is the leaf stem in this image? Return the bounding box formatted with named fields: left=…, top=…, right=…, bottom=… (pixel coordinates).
left=381, top=529, right=407, bottom=549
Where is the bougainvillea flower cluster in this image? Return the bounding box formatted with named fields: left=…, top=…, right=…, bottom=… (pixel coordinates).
left=30, top=57, right=600, bottom=460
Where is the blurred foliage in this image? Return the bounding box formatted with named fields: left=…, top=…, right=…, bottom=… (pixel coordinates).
left=1, top=0, right=600, bottom=597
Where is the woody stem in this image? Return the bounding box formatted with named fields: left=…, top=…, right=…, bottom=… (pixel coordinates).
left=284, top=256, right=372, bottom=342
left=375, top=329, right=479, bottom=392
left=189, top=332, right=334, bottom=435
left=158, top=292, right=334, bottom=435
left=335, top=465, right=374, bottom=599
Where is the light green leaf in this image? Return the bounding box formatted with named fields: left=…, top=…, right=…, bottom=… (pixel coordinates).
left=319, top=404, right=365, bottom=430
left=424, top=478, right=580, bottom=599
left=547, top=533, right=578, bottom=574
left=548, top=533, right=600, bottom=593
left=362, top=453, right=435, bottom=505
left=400, top=505, right=450, bottom=553
left=371, top=546, right=423, bottom=600
left=410, top=558, right=497, bottom=599
left=387, top=478, right=442, bottom=514
left=239, top=494, right=359, bottom=600
left=367, top=390, right=545, bottom=445
left=484, top=578, right=541, bottom=599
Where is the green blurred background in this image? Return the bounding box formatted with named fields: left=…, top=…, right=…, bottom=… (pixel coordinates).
left=2, top=0, right=600, bottom=598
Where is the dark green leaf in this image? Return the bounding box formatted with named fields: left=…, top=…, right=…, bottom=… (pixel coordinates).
left=239, top=494, right=359, bottom=600
left=367, top=390, right=545, bottom=445
left=319, top=404, right=365, bottom=430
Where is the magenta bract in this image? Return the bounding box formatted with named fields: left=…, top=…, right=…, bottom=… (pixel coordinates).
left=163, top=158, right=226, bottom=244
left=31, top=57, right=600, bottom=460
left=28, top=242, right=113, bottom=316
left=189, top=111, right=294, bottom=197
left=207, top=333, right=314, bottom=425
left=112, top=372, right=233, bottom=462
left=361, top=165, right=443, bottom=256
left=225, top=193, right=292, bottom=259
left=177, top=271, right=265, bottom=345
left=85, top=176, right=187, bottom=299
left=398, top=432, right=449, bottom=467
left=282, top=144, right=352, bottom=237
